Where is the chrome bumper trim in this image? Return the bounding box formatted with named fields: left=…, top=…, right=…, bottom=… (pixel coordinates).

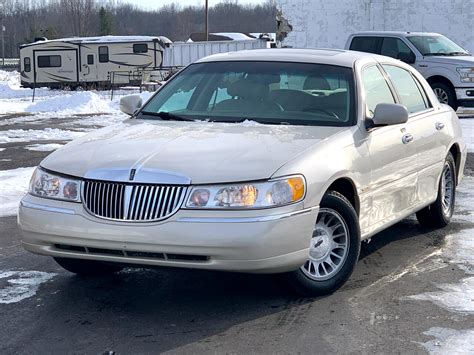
left=20, top=201, right=76, bottom=215
left=176, top=206, right=319, bottom=223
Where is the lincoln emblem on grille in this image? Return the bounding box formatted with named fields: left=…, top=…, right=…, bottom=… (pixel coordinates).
left=129, top=168, right=136, bottom=181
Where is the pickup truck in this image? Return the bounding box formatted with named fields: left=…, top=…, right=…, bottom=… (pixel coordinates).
left=345, top=31, right=474, bottom=110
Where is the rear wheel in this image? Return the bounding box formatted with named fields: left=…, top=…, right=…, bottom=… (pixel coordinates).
left=54, top=257, right=123, bottom=276
left=285, top=191, right=361, bottom=296
left=431, top=82, right=458, bottom=110
left=416, top=153, right=456, bottom=228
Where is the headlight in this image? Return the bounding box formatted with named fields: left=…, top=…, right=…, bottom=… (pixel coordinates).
left=186, top=176, right=305, bottom=209
left=29, top=167, right=81, bottom=202
left=457, top=67, right=474, bottom=83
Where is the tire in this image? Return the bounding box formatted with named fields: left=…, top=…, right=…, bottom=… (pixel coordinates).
left=416, top=153, right=456, bottom=228
left=54, top=257, right=123, bottom=276
left=285, top=191, right=361, bottom=296
left=431, top=82, right=458, bottom=110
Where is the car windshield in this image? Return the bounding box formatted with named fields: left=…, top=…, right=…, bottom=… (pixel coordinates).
left=139, top=61, right=355, bottom=126
left=407, top=35, right=469, bottom=56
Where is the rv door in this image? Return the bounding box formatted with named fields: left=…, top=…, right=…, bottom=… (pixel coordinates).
left=33, top=49, right=78, bottom=87
left=82, top=53, right=98, bottom=84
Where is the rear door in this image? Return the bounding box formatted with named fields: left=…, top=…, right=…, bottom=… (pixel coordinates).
left=349, top=36, right=381, bottom=54
left=382, top=64, right=449, bottom=203
left=33, top=49, right=78, bottom=85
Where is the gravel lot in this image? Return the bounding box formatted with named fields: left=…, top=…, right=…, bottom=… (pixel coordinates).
left=0, top=103, right=473, bottom=353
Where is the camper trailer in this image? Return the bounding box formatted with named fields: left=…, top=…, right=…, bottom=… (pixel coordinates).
left=19, top=35, right=171, bottom=90
left=20, top=35, right=270, bottom=90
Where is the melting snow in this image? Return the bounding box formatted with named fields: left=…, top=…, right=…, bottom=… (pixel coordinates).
left=421, top=327, right=474, bottom=354
left=0, top=128, right=85, bottom=143
left=0, top=270, right=56, bottom=304
left=0, top=167, right=35, bottom=217
left=25, top=143, right=64, bottom=152
left=460, top=118, right=474, bottom=153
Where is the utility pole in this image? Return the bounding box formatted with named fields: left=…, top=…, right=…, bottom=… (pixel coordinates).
left=1, top=24, right=5, bottom=69
left=205, top=0, right=209, bottom=41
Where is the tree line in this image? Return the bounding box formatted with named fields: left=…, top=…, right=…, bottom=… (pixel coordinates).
left=0, top=0, right=277, bottom=58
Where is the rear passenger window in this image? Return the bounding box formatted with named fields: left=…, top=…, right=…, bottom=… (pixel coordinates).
left=382, top=65, right=429, bottom=114
left=380, top=38, right=413, bottom=60
left=133, top=43, right=148, bottom=53
left=350, top=37, right=380, bottom=54
left=362, top=65, right=395, bottom=116
left=24, top=57, right=31, bottom=72
left=98, top=46, right=109, bottom=63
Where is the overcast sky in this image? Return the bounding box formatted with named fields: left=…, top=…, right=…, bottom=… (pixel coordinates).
left=126, top=0, right=266, bottom=10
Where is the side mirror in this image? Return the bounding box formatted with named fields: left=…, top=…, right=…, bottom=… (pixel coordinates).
left=120, top=95, right=142, bottom=116
left=398, top=52, right=416, bottom=64
left=368, top=103, right=409, bottom=128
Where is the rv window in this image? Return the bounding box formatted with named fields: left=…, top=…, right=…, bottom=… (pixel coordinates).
left=133, top=43, right=148, bottom=53
left=24, top=57, right=31, bottom=72
left=99, top=46, right=109, bottom=63
left=87, top=55, right=94, bottom=65
left=37, top=55, right=61, bottom=68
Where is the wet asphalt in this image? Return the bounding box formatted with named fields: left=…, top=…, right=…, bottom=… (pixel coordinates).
left=0, top=115, right=473, bottom=354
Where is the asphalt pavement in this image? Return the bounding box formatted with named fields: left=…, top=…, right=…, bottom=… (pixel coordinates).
left=0, top=115, right=473, bottom=354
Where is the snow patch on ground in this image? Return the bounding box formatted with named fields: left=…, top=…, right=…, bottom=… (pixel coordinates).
left=0, top=148, right=5, bottom=152
left=421, top=327, right=474, bottom=354
left=25, top=91, right=115, bottom=114
left=25, top=143, right=64, bottom=152
left=0, top=167, right=35, bottom=217
left=461, top=118, right=474, bottom=153
left=0, top=128, right=85, bottom=143
left=0, top=270, right=57, bottom=304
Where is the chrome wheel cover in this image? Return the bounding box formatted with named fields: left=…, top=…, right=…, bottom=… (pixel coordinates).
left=441, top=161, right=454, bottom=216
left=434, top=87, right=449, bottom=104
left=300, top=208, right=350, bottom=281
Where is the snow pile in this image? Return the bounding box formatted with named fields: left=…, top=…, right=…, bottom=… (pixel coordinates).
left=0, top=270, right=57, bottom=304
left=0, top=128, right=85, bottom=143
left=0, top=167, right=35, bottom=217
left=24, top=91, right=115, bottom=114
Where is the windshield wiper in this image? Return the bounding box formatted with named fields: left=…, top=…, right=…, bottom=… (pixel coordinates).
left=140, top=111, right=195, bottom=122
left=424, top=53, right=449, bottom=56
left=446, top=51, right=469, bottom=56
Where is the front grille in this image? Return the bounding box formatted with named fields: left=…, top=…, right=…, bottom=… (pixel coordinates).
left=82, top=180, right=187, bottom=222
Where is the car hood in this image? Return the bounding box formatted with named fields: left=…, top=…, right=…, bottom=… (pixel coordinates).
left=423, top=55, right=474, bottom=66
left=41, top=119, right=346, bottom=184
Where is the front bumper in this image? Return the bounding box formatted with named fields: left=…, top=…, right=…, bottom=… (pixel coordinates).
left=455, top=88, right=474, bottom=107
left=18, top=194, right=318, bottom=274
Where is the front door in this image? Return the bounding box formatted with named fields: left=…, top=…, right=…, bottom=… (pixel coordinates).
left=81, top=53, right=98, bottom=84
left=361, top=65, right=419, bottom=230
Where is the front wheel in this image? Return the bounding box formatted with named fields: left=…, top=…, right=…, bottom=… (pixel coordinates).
left=54, top=257, right=123, bottom=276
left=285, top=191, right=361, bottom=296
left=416, top=153, right=456, bottom=228
left=431, top=82, right=458, bottom=110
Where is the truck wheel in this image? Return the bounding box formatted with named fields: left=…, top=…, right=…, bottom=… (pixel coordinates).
left=285, top=191, right=361, bottom=296
left=431, top=82, right=458, bottom=110
left=416, top=153, right=456, bottom=228
left=54, top=257, right=123, bottom=276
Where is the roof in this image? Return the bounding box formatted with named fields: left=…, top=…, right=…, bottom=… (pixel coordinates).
left=196, top=48, right=375, bottom=67
left=22, top=35, right=172, bottom=47
left=349, top=31, right=442, bottom=37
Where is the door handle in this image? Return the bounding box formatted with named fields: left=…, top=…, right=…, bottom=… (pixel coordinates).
left=402, top=133, right=414, bottom=144
left=435, top=122, right=445, bottom=130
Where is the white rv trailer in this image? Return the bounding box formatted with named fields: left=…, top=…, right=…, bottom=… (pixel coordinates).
left=19, top=36, right=171, bottom=89
left=19, top=36, right=270, bottom=90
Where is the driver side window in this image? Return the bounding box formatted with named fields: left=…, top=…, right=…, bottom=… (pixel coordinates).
left=362, top=65, right=395, bottom=117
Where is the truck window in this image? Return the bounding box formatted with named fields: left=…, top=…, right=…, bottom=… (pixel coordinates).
left=362, top=65, right=395, bottom=116
left=98, top=46, right=109, bottom=63
left=383, top=65, right=429, bottom=113
left=133, top=44, right=148, bottom=53
left=87, top=55, right=94, bottom=65
left=349, top=37, right=380, bottom=54
left=380, top=37, right=414, bottom=60
left=37, top=55, right=61, bottom=68
left=24, top=57, right=31, bottom=72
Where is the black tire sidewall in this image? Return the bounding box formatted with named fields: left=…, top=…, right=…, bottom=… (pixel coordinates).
left=287, top=191, right=361, bottom=296
left=435, top=153, right=456, bottom=224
